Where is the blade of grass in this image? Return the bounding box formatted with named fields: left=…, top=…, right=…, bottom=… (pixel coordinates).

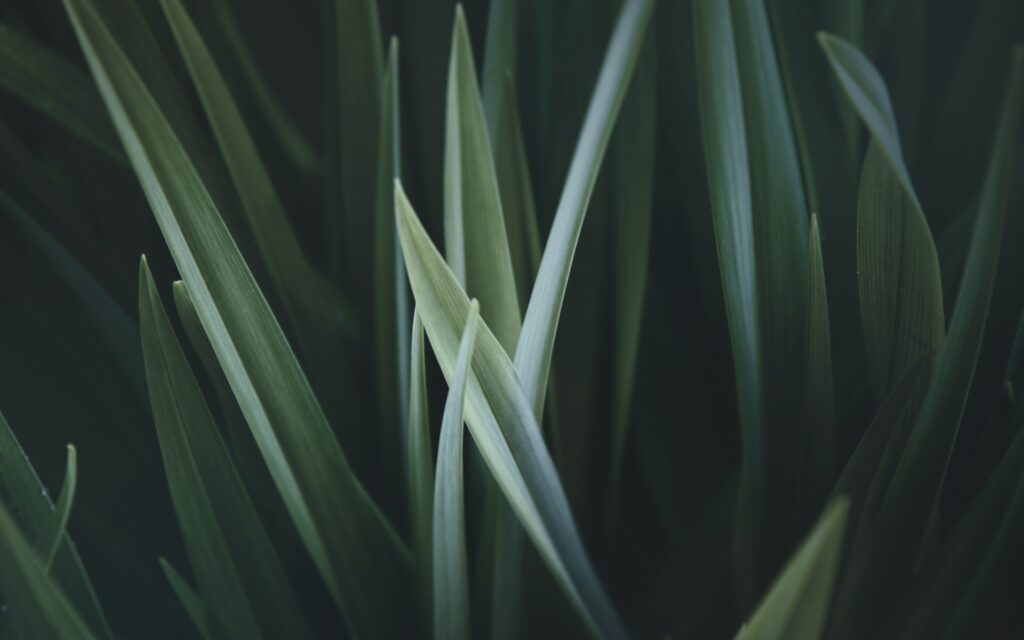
left=0, top=413, right=110, bottom=638
left=0, top=22, right=121, bottom=160
left=397, top=182, right=626, bottom=638
left=692, top=0, right=763, bottom=605
left=139, top=258, right=313, bottom=640
left=408, top=312, right=434, bottom=626
left=872, top=44, right=1024, bottom=592
left=798, top=215, right=834, bottom=519
left=62, top=1, right=414, bottom=635
left=159, top=559, right=211, bottom=640
left=210, top=0, right=318, bottom=173
left=514, top=0, right=656, bottom=418
left=374, top=38, right=410, bottom=495
left=433, top=301, right=481, bottom=640
left=37, top=446, right=77, bottom=570
left=159, top=0, right=355, bottom=421
left=735, top=499, right=849, bottom=640
left=0, top=502, right=96, bottom=640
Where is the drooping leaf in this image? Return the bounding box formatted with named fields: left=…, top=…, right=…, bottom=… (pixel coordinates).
left=396, top=182, right=626, bottom=638
left=0, top=22, right=121, bottom=160
left=692, top=0, right=764, bottom=603
left=515, top=0, right=656, bottom=418
left=872, top=44, right=1024, bottom=590
left=735, top=499, right=849, bottom=640
left=0, top=502, right=96, bottom=640
left=408, top=311, right=434, bottom=624
left=0, top=412, right=110, bottom=638
left=62, top=1, right=414, bottom=635
left=139, top=258, right=313, bottom=640
left=159, top=558, right=211, bottom=640
left=433, top=301, right=481, bottom=640
left=798, top=215, right=834, bottom=518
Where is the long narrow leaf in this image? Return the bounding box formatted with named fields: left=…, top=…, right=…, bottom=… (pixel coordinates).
left=408, top=312, right=434, bottom=624
left=397, top=182, right=626, bottom=638
left=433, top=301, right=481, bottom=640
left=159, top=559, right=211, bottom=640
left=62, top=1, right=413, bottom=635
left=139, top=258, right=313, bottom=640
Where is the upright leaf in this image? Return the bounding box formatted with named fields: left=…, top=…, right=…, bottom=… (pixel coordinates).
left=0, top=413, right=110, bottom=638
left=433, top=301, right=481, bottom=640
left=37, top=446, right=77, bottom=570
left=873, top=45, right=1024, bottom=592
left=139, top=258, right=313, bottom=640
left=159, top=559, right=211, bottom=639
left=515, top=0, right=656, bottom=417
left=397, top=183, right=626, bottom=638
left=444, top=6, right=522, bottom=351
left=62, top=1, right=413, bottom=635
left=407, top=312, right=434, bottom=625
left=735, top=499, right=849, bottom=640
left=692, top=0, right=764, bottom=602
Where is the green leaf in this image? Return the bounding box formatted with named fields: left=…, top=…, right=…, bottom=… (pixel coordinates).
left=0, top=412, right=110, bottom=638
left=444, top=6, right=522, bottom=352
left=0, top=502, right=96, bottom=640
left=159, top=0, right=353, bottom=409
left=856, top=140, right=945, bottom=405
left=210, top=0, right=318, bottom=173
left=433, top=301, right=481, bottom=640
left=817, top=32, right=919, bottom=212
left=0, top=22, right=121, bottom=160
left=735, top=499, right=849, bottom=640
left=482, top=0, right=519, bottom=140
left=607, top=17, right=655, bottom=534
left=335, top=0, right=384, bottom=296
left=374, top=38, right=411, bottom=480
left=159, top=558, right=211, bottom=640
left=139, top=258, right=313, bottom=640
left=798, top=215, right=834, bottom=516
left=37, top=446, right=77, bottom=570
left=873, top=44, right=1024, bottom=589
left=692, top=0, right=764, bottom=602
left=515, top=0, right=656, bottom=418
left=396, top=182, right=626, bottom=638
left=62, top=1, right=414, bottom=635
left=407, top=311, right=434, bottom=624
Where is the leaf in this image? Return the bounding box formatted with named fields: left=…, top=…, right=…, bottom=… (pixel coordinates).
left=396, top=182, right=626, bottom=638
left=515, top=0, right=656, bottom=418
left=0, top=22, right=121, bottom=160
left=139, top=258, right=313, bottom=640
left=159, top=0, right=353, bottom=412
left=444, top=6, right=522, bottom=352
left=408, top=312, right=434, bottom=623
left=798, top=215, right=834, bottom=517
left=482, top=0, right=519, bottom=140
left=433, top=301, right=481, bottom=640
left=62, top=1, right=414, bottom=635
left=817, top=32, right=919, bottom=212
left=37, top=446, right=77, bottom=570
left=692, top=0, right=764, bottom=602
left=335, top=0, right=384, bottom=297
left=374, top=38, right=410, bottom=484
left=210, top=0, right=318, bottom=173
left=0, top=412, right=110, bottom=638
left=872, top=45, right=1024, bottom=589
left=856, top=141, right=945, bottom=405
left=0, top=502, right=96, bottom=640
left=735, top=499, right=849, bottom=640
left=159, top=558, right=211, bottom=640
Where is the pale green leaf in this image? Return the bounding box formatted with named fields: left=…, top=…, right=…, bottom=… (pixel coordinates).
left=408, top=311, right=434, bottom=623
left=433, top=301, right=481, bottom=640
left=397, top=182, right=626, bottom=638
left=62, top=1, right=413, bottom=635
